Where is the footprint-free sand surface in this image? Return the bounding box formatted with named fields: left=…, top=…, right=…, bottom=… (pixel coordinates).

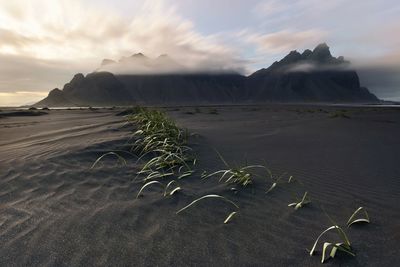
left=0, top=106, right=399, bottom=266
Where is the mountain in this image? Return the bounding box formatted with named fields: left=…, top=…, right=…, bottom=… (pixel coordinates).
left=247, top=43, right=377, bottom=102
left=35, top=43, right=378, bottom=107
left=36, top=72, right=132, bottom=106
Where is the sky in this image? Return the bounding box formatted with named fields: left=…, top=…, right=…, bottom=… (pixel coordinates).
left=0, top=0, right=399, bottom=106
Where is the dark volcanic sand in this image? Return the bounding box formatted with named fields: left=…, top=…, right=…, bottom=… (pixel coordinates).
left=0, top=106, right=399, bottom=266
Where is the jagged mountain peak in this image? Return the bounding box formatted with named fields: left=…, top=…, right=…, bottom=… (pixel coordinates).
left=36, top=43, right=378, bottom=107
left=263, top=43, right=348, bottom=72
left=310, top=43, right=332, bottom=61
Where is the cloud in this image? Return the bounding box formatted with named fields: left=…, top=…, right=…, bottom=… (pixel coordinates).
left=0, top=0, right=245, bottom=105
left=0, top=0, right=243, bottom=69
left=241, top=29, right=327, bottom=54
left=253, top=0, right=289, bottom=16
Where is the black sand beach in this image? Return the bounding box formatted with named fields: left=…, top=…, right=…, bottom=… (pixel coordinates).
left=0, top=106, right=399, bottom=266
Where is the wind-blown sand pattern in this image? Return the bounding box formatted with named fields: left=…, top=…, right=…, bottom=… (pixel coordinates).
left=0, top=106, right=399, bottom=266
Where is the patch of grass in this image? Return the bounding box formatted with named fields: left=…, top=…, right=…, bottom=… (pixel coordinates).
left=127, top=107, right=195, bottom=181
left=308, top=205, right=371, bottom=263
left=265, top=169, right=287, bottom=194
left=288, top=191, right=311, bottom=210
left=346, top=207, right=370, bottom=227
left=310, top=225, right=355, bottom=263
left=203, top=151, right=267, bottom=187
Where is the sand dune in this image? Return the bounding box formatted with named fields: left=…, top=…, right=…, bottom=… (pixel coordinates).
left=0, top=106, right=399, bottom=266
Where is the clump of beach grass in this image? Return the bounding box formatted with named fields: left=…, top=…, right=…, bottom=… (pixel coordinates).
left=309, top=205, right=371, bottom=263
left=203, top=151, right=267, bottom=187
left=127, top=107, right=195, bottom=181
left=266, top=169, right=287, bottom=194
left=346, top=207, right=370, bottom=227
left=288, top=191, right=311, bottom=210
left=310, top=224, right=355, bottom=263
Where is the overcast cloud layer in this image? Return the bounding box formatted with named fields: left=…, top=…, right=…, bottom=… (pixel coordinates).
left=0, top=0, right=399, bottom=105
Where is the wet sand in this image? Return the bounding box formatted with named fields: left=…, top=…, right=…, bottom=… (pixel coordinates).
left=0, top=106, right=399, bottom=266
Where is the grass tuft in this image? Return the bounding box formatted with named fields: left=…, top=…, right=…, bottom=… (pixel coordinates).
left=127, top=107, right=195, bottom=181
left=265, top=169, right=287, bottom=194
left=203, top=151, right=268, bottom=187
left=310, top=225, right=355, bottom=263
left=288, top=191, right=311, bottom=210
left=346, top=207, right=370, bottom=227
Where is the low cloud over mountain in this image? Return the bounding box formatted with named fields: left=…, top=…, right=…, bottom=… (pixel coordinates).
left=36, top=44, right=378, bottom=107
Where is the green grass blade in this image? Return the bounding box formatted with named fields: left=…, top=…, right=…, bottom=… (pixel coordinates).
left=334, top=243, right=356, bottom=257
left=177, top=170, right=194, bottom=179
left=164, top=180, right=178, bottom=196
left=224, top=211, right=238, bottom=224
left=169, top=187, right=181, bottom=196
left=266, top=182, right=277, bottom=194
left=335, top=226, right=351, bottom=246
left=214, top=149, right=229, bottom=167
left=310, top=226, right=337, bottom=255
left=176, top=194, right=239, bottom=214
left=330, top=243, right=340, bottom=258
left=91, top=152, right=126, bottom=169
left=322, top=242, right=332, bottom=263
left=136, top=181, right=164, bottom=198
left=347, top=207, right=370, bottom=227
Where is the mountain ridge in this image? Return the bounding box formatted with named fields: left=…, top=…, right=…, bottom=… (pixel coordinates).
left=35, top=43, right=379, bottom=107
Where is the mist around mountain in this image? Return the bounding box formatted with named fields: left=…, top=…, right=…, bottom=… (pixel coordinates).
left=35, top=43, right=378, bottom=107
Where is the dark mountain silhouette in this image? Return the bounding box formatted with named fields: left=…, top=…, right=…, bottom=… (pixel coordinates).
left=35, top=43, right=379, bottom=106
left=246, top=43, right=376, bottom=102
